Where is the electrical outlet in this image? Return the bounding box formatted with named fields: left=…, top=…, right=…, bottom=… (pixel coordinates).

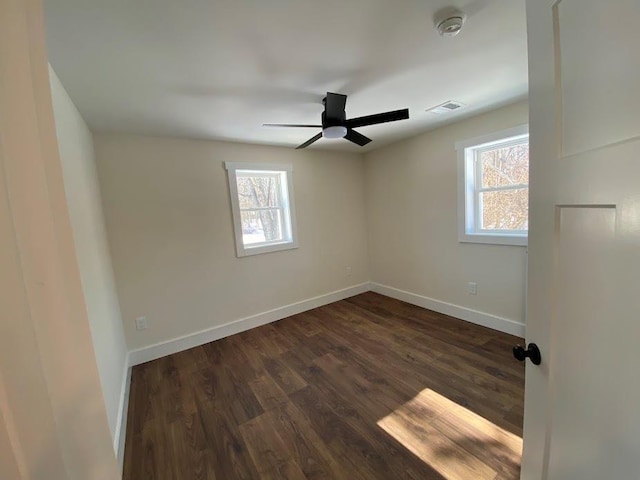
left=135, top=316, right=148, bottom=331
left=468, top=282, right=477, bottom=295
left=346, top=266, right=352, bottom=276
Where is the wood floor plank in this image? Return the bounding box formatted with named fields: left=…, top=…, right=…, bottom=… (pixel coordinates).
left=378, top=404, right=498, bottom=480
left=195, top=357, right=264, bottom=425
left=123, top=292, right=525, bottom=479
left=272, top=401, right=362, bottom=480
left=312, top=353, right=410, bottom=420
left=194, top=392, right=260, bottom=480
left=287, top=311, right=323, bottom=336
left=226, top=333, right=270, bottom=373
left=431, top=409, right=522, bottom=479
left=168, top=413, right=211, bottom=480
left=158, top=356, right=197, bottom=424
left=260, top=460, right=307, bottom=480
left=248, top=373, right=289, bottom=412
left=238, top=411, right=293, bottom=474
left=271, top=315, right=316, bottom=343
left=263, top=357, right=307, bottom=395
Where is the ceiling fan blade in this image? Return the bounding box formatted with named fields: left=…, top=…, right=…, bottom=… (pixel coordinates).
left=325, top=92, right=347, bottom=120
left=295, top=132, right=323, bottom=149
left=345, top=129, right=372, bottom=147
left=263, top=123, right=322, bottom=128
left=346, top=108, right=409, bottom=128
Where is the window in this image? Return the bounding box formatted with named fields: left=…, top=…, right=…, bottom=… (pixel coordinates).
left=225, top=162, right=298, bottom=257
left=456, top=125, right=529, bottom=246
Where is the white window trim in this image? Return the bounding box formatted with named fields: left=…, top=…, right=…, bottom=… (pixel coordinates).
left=456, top=124, right=529, bottom=247
left=225, top=162, right=298, bottom=257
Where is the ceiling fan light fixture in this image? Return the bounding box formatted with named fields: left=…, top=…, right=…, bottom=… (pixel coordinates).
left=322, top=125, right=348, bottom=139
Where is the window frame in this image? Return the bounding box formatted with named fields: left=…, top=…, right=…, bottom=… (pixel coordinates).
left=225, top=162, right=298, bottom=257
left=456, top=125, right=529, bottom=247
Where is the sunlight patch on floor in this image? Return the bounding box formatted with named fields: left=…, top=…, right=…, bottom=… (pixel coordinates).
left=377, top=388, right=522, bottom=480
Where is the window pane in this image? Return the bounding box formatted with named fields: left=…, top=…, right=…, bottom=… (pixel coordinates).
left=240, top=209, right=283, bottom=245
left=481, top=143, right=529, bottom=188
left=236, top=174, right=280, bottom=209
left=480, top=188, right=528, bottom=231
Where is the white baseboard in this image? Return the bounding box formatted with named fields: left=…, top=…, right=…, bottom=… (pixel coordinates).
left=370, top=282, right=526, bottom=337
left=113, top=353, right=132, bottom=473
left=128, top=283, right=370, bottom=366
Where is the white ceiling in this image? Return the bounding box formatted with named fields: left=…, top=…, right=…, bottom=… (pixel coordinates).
left=44, top=0, right=528, bottom=152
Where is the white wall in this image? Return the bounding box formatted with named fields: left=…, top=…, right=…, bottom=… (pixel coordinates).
left=93, top=134, right=369, bottom=350
left=364, top=101, right=529, bottom=328
left=49, top=67, right=128, bottom=447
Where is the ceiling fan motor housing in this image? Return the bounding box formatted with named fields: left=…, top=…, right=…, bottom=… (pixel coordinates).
left=321, top=96, right=348, bottom=138
left=322, top=99, right=346, bottom=127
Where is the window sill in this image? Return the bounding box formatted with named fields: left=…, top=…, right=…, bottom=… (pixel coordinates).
left=458, top=233, right=527, bottom=247
left=236, top=241, right=298, bottom=257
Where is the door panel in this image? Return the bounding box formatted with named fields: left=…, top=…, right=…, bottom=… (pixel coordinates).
left=523, top=0, right=640, bottom=478
left=549, top=205, right=640, bottom=479
left=556, top=0, right=640, bottom=156
left=550, top=207, right=622, bottom=479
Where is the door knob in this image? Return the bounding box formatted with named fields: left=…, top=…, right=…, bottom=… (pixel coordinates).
left=513, top=343, right=541, bottom=365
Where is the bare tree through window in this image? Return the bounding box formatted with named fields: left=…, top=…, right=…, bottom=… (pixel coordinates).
left=236, top=173, right=285, bottom=244
left=478, top=142, right=529, bottom=231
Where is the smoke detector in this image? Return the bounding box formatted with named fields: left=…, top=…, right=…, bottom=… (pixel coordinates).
left=435, top=8, right=466, bottom=37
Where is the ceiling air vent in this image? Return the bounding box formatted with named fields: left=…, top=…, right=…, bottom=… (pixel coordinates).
left=426, top=101, right=465, bottom=114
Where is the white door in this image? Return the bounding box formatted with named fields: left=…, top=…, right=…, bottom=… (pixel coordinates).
left=521, top=1, right=640, bottom=479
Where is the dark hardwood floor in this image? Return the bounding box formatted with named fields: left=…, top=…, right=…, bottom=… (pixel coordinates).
left=123, top=292, right=525, bottom=480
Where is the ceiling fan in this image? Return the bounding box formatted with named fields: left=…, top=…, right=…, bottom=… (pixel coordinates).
left=263, top=92, right=410, bottom=149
